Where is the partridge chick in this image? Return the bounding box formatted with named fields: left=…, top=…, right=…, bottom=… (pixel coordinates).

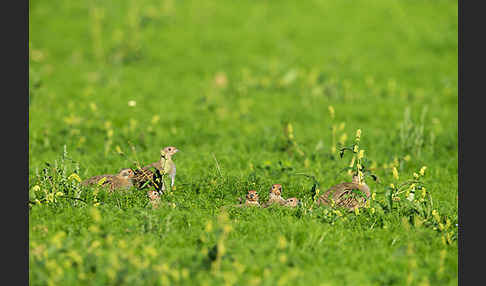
left=147, top=190, right=161, bottom=209
left=262, top=184, right=286, bottom=208
left=284, top=197, right=300, bottom=208
left=317, top=175, right=370, bottom=210
left=81, top=168, right=135, bottom=192
left=230, top=190, right=261, bottom=208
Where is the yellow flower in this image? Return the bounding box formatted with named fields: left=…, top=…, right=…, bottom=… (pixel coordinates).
left=370, top=207, right=375, bottom=215
left=328, top=106, right=335, bottom=119
left=97, top=177, right=108, bottom=186
left=205, top=221, right=213, bottom=233
left=392, top=167, right=399, bottom=180
left=432, top=210, right=440, bottom=222
left=68, top=173, right=82, bottom=182
left=278, top=236, right=287, bottom=249
left=338, top=122, right=346, bottom=131
left=403, top=154, right=411, bottom=161
left=355, top=129, right=362, bottom=139
left=151, top=115, right=160, bottom=124
left=55, top=192, right=64, bottom=197
left=90, top=207, right=102, bottom=223
left=349, top=156, right=356, bottom=167
left=413, top=173, right=419, bottom=179
left=420, top=166, right=427, bottom=176
left=333, top=210, right=342, bottom=217
left=353, top=144, right=359, bottom=153
left=339, top=133, right=348, bottom=145
left=358, top=150, right=365, bottom=160
left=32, top=185, right=41, bottom=192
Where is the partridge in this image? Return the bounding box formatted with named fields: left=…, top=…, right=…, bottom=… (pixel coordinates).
left=133, top=146, right=179, bottom=190
left=317, top=175, right=371, bottom=210
left=262, top=184, right=287, bottom=208
left=284, top=197, right=300, bottom=207
left=81, top=168, right=135, bottom=192
left=147, top=190, right=161, bottom=208
left=234, top=190, right=261, bottom=207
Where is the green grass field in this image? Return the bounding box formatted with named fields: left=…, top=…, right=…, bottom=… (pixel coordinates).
left=29, top=0, right=458, bottom=285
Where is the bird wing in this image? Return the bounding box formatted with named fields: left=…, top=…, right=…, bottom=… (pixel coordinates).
left=81, top=174, right=114, bottom=186
left=132, top=168, right=155, bottom=188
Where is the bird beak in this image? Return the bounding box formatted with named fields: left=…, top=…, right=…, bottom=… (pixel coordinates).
left=175, top=149, right=180, bottom=153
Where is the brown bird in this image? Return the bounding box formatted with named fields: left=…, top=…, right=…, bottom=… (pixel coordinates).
left=316, top=175, right=371, bottom=210
left=81, top=168, right=135, bottom=192
left=232, top=190, right=261, bottom=208
left=262, top=184, right=287, bottom=208
left=147, top=190, right=161, bottom=208
left=133, top=146, right=179, bottom=190
left=284, top=197, right=300, bottom=207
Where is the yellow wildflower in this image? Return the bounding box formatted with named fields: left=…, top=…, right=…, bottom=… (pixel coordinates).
left=349, top=156, right=356, bottom=167
left=68, top=173, right=82, bottom=182
left=97, top=177, right=107, bottom=186
left=278, top=236, right=287, bottom=249
left=328, top=106, right=335, bottom=119
left=151, top=115, right=160, bottom=124
left=392, top=167, right=399, bottom=180
left=420, top=166, right=427, bottom=176
left=358, top=150, right=365, bottom=159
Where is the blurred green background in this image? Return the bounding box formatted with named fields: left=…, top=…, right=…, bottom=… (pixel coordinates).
left=29, top=0, right=457, bottom=285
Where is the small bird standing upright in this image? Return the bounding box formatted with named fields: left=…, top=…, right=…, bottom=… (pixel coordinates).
left=133, top=146, right=179, bottom=190
left=262, top=184, right=287, bottom=208
left=233, top=190, right=261, bottom=207
left=147, top=190, right=161, bottom=209
left=81, top=168, right=135, bottom=192
left=284, top=197, right=300, bottom=208
left=316, top=175, right=371, bottom=210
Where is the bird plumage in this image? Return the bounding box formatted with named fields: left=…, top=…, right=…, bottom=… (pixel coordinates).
left=317, top=176, right=370, bottom=210
left=232, top=190, right=261, bottom=208
left=262, top=184, right=287, bottom=208
left=81, top=168, right=135, bottom=192
left=132, top=146, right=179, bottom=190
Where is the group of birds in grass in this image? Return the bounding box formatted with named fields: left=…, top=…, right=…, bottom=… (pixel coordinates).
left=81, top=146, right=371, bottom=211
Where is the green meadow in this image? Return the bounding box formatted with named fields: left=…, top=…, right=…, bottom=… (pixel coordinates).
left=29, top=0, right=458, bottom=285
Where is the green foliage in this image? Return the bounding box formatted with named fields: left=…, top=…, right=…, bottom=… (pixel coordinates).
left=29, top=0, right=457, bottom=285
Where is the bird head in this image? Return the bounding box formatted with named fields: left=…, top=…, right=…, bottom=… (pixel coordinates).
left=246, top=190, right=259, bottom=202
left=285, top=197, right=300, bottom=207
left=119, top=168, right=135, bottom=179
left=161, top=146, right=179, bottom=159
left=270, top=184, right=283, bottom=197
left=147, top=190, right=160, bottom=200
